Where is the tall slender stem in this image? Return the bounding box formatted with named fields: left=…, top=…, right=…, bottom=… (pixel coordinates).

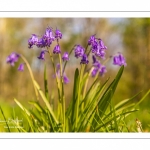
left=59, top=53, right=65, bottom=132
left=20, top=54, right=39, bottom=101
left=62, top=45, right=76, bottom=74
left=48, top=49, right=61, bottom=103
left=82, top=67, right=93, bottom=100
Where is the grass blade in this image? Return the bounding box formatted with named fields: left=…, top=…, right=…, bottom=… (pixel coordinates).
left=0, top=105, right=10, bottom=132
left=44, top=64, right=49, bottom=100
left=34, top=80, right=59, bottom=124
left=71, top=68, right=79, bottom=131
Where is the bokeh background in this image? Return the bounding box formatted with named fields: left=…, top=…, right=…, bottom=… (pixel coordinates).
left=0, top=18, right=150, bottom=131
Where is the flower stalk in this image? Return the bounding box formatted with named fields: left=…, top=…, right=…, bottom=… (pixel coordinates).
left=20, top=54, right=39, bottom=101
left=59, top=53, right=66, bottom=132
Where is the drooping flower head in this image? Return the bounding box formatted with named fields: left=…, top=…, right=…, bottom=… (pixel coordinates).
left=6, top=52, right=20, bottom=66
left=36, top=38, right=46, bottom=48
left=91, top=55, right=107, bottom=77
left=62, top=52, right=69, bottom=61
left=80, top=54, right=89, bottom=64
left=63, top=74, right=69, bottom=84
left=37, top=50, right=47, bottom=60
left=28, top=34, right=38, bottom=48
left=99, top=65, right=107, bottom=76
left=53, top=45, right=61, bottom=54
left=92, top=55, right=101, bottom=67
left=74, top=45, right=85, bottom=58
left=88, top=35, right=96, bottom=45
left=90, top=38, right=107, bottom=59
left=95, top=48, right=106, bottom=59
left=113, top=53, right=127, bottom=66
left=55, top=29, right=62, bottom=39
left=43, top=27, right=55, bottom=41
left=18, top=63, right=24, bottom=71
left=92, top=67, right=99, bottom=77
left=42, top=27, right=55, bottom=47
left=99, top=39, right=107, bottom=50
left=91, top=41, right=99, bottom=53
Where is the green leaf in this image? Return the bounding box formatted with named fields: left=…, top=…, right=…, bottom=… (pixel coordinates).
left=134, top=89, right=150, bottom=108
left=44, top=64, right=49, bottom=100
left=71, top=68, right=79, bottom=131
left=14, top=99, right=35, bottom=132
left=77, top=78, right=109, bottom=131
left=14, top=99, right=30, bottom=116
left=92, top=66, right=124, bottom=129
left=0, top=105, right=10, bottom=132
left=115, top=92, right=141, bottom=110
left=94, top=109, right=139, bottom=131
left=28, top=101, right=44, bottom=113
left=80, top=72, right=89, bottom=91
left=33, top=80, right=58, bottom=125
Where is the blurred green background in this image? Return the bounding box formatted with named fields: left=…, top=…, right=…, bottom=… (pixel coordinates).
left=0, top=18, right=150, bottom=132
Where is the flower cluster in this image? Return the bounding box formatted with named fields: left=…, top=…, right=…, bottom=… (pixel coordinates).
left=74, top=45, right=89, bottom=64
left=73, top=35, right=107, bottom=76
left=6, top=27, right=127, bottom=81
left=28, top=27, right=63, bottom=51
left=28, top=27, right=66, bottom=59
left=28, top=27, right=55, bottom=49
left=73, top=34, right=126, bottom=77
left=28, top=27, right=70, bottom=83
left=89, top=35, right=107, bottom=59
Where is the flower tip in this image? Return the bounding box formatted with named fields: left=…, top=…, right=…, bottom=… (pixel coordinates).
left=63, top=75, right=69, bottom=84
left=37, top=50, right=46, bottom=60
left=18, top=63, right=24, bottom=71
left=80, top=54, right=89, bottom=64
left=62, top=52, right=69, bottom=61
left=55, top=29, right=62, bottom=39
left=113, top=53, right=127, bottom=66
left=53, top=45, right=61, bottom=54
left=6, top=52, right=20, bottom=66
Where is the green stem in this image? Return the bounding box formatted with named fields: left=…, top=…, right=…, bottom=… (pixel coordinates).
left=44, top=64, right=49, bottom=100
left=93, top=69, right=100, bottom=82
left=48, top=50, right=61, bottom=103
left=20, top=54, right=39, bottom=101
left=82, top=67, right=93, bottom=100
left=84, top=44, right=89, bottom=54
left=103, top=56, right=112, bottom=65
left=62, top=45, right=76, bottom=74
left=59, top=54, right=65, bottom=132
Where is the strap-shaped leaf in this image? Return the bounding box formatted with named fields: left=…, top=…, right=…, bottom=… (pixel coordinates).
left=94, top=109, right=139, bottom=131
left=71, top=68, right=79, bottom=131
left=76, top=66, right=124, bottom=131
left=92, top=66, right=124, bottom=128
left=33, top=80, right=58, bottom=124
left=77, top=78, right=109, bottom=131
left=44, top=64, right=49, bottom=100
